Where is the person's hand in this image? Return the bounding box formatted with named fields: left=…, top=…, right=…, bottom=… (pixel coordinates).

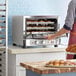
left=44, top=34, right=56, bottom=40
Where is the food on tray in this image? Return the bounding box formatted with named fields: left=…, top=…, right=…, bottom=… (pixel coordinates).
left=45, top=60, right=76, bottom=67
left=66, top=44, right=76, bottom=53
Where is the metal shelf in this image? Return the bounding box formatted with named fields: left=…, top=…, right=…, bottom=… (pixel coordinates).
left=0, top=15, right=6, bottom=17
left=0, top=26, right=6, bottom=28
left=0, top=32, right=6, bottom=35
left=0, top=37, right=6, bottom=40
left=0, top=20, right=6, bottom=23
left=0, top=0, right=8, bottom=76
left=0, top=4, right=6, bottom=6
left=0, top=9, right=6, bottom=12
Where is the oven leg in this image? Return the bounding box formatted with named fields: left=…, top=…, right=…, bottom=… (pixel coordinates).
left=13, top=43, right=17, bottom=46
left=54, top=45, right=58, bottom=47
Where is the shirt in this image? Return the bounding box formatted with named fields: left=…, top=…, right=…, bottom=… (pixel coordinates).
left=63, top=0, right=76, bottom=30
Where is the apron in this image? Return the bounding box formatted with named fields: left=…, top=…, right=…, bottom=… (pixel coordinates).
left=66, top=23, right=76, bottom=59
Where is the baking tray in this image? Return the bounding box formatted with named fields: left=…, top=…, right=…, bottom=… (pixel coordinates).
left=66, top=52, right=76, bottom=55
left=45, top=65, right=76, bottom=68
left=45, top=60, right=76, bottom=68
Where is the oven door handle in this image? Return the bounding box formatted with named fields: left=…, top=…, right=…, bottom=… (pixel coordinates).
left=24, top=33, right=32, bottom=38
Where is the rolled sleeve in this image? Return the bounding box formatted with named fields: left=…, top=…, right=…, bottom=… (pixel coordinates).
left=64, top=0, right=75, bottom=30
left=63, top=24, right=71, bottom=30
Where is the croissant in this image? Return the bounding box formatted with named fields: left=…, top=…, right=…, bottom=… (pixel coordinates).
left=66, top=44, right=76, bottom=53
left=45, top=60, right=76, bottom=66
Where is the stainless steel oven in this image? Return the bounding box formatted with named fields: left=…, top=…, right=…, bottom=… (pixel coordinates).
left=12, top=16, right=61, bottom=48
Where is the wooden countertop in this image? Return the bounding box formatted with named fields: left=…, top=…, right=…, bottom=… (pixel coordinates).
left=8, top=45, right=66, bottom=54
left=20, top=60, right=76, bottom=74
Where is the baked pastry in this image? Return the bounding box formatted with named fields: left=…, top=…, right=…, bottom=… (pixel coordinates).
left=53, top=60, right=60, bottom=66
left=45, top=60, right=76, bottom=67
left=66, top=44, right=76, bottom=53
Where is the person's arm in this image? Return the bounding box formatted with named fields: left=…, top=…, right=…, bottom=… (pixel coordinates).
left=45, top=0, right=75, bottom=40
left=45, top=28, right=70, bottom=40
